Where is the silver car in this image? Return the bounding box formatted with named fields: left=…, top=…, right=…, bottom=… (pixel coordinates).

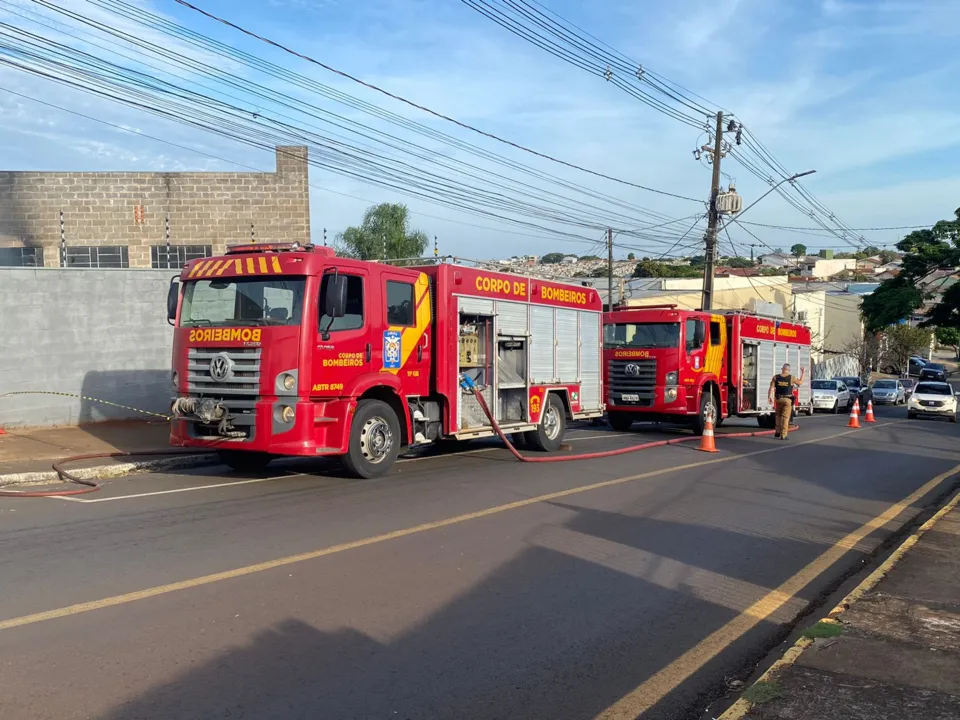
left=811, top=379, right=851, bottom=413
left=871, top=378, right=906, bottom=405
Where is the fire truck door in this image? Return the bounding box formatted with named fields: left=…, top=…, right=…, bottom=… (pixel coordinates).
left=315, top=270, right=370, bottom=394
left=684, top=316, right=707, bottom=376
left=380, top=272, right=431, bottom=396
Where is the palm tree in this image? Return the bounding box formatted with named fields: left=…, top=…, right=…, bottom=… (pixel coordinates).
left=335, top=203, right=428, bottom=261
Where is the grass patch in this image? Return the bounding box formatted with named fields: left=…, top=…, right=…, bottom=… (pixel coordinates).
left=742, top=680, right=782, bottom=705
left=802, top=621, right=844, bottom=639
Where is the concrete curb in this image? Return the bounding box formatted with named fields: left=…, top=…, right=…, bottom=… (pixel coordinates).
left=0, top=453, right=220, bottom=488
left=718, top=486, right=960, bottom=720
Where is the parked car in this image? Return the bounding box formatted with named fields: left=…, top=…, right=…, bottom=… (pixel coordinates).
left=883, top=356, right=926, bottom=376
left=834, top=376, right=872, bottom=409
left=902, top=377, right=917, bottom=399
left=811, top=379, right=852, bottom=413
left=871, top=378, right=905, bottom=405
left=919, top=363, right=947, bottom=383
left=908, top=356, right=927, bottom=377
left=907, top=381, right=958, bottom=422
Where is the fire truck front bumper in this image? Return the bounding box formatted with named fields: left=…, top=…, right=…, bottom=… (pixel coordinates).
left=607, top=384, right=689, bottom=414
left=170, top=396, right=354, bottom=457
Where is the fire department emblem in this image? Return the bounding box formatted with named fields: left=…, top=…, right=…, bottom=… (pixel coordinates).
left=209, top=353, right=234, bottom=382
left=383, top=330, right=402, bottom=369
left=529, top=393, right=541, bottom=416
left=624, top=363, right=640, bottom=376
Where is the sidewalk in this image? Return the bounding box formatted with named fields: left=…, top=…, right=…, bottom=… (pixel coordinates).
left=722, top=491, right=960, bottom=720
left=0, top=421, right=214, bottom=485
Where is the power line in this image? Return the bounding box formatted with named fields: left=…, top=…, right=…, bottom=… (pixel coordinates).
left=169, top=0, right=703, bottom=203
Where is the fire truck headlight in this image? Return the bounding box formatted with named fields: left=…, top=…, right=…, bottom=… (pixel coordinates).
left=281, top=405, right=296, bottom=423
left=172, top=371, right=179, bottom=390
left=665, top=387, right=678, bottom=401
left=280, top=373, right=296, bottom=391
left=665, top=371, right=678, bottom=385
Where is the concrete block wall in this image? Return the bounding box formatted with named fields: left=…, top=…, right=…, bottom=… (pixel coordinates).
left=0, top=268, right=176, bottom=428
left=0, top=146, right=310, bottom=267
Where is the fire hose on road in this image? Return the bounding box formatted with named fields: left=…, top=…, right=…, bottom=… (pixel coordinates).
left=460, top=375, right=799, bottom=464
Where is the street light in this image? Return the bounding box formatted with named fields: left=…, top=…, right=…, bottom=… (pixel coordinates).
left=733, top=170, right=816, bottom=222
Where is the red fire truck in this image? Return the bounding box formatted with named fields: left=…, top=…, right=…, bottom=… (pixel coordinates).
left=167, top=243, right=604, bottom=477
left=603, top=305, right=812, bottom=433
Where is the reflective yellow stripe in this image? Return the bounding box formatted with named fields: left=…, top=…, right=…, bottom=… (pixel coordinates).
left=234, top=258, right=244, bottom=275
left=246, top=257, right=255, bottom=274
left=271, top=256, right=282, bottom=273
left=187, top=261, right=206, bottom=278
left=214, top=260, right=231, bottom=275
left=203, top=260, right=223, bottom=277
left=258, top=257, right=268, bottom=274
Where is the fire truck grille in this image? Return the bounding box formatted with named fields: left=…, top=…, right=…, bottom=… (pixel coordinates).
left=186, top=348, right=261, bottom=432
left=608, top=358, right=657, bottom=406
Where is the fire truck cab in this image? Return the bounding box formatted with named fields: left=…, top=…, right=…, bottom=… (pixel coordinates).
left=603, top=305, right=812, bottom=433
left=167, top=243, right=603, bottom=477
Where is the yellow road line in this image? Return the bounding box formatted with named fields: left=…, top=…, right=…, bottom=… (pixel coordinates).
left=718, top=485, right=960, bottom=720
left=0, top=422, right=896, bottom=632
left=593, top=459, right=960, bottom=720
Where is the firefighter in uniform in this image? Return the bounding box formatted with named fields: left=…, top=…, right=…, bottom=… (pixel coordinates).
left=768, top=363, right=805, bottom=439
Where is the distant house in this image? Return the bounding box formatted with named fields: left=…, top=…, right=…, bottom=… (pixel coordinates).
left=560, top=255, right=578, bottom=265
left=715, top=266, right=761, bottom=278
left=759, top=252, right=794, bottom=268
left=799, top=257, right=856, bottom=279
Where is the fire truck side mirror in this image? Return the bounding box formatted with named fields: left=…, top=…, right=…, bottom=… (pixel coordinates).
left=323, top=274, right=347, bottom=319
left=166, top=278, right=180, bottom=325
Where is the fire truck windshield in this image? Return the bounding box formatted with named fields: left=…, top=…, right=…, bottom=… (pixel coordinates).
left=181, top=277, right=305, bottom=327
left=604, top=322, right=680, bottom=349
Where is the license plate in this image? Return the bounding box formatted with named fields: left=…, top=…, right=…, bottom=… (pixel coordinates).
left=621, top=393, right=639, bottom=402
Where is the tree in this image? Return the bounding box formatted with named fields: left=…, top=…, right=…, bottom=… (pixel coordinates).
left=726, top=256, right=755, bottom=268
left=790, top=243, right=807, bottom=260
left=541, top=253, right=566, bottom=264
left=884, top=324, right=932, bottom=375
left=632, top=261, right=701, bottom=279
left=579, top=255, right=601, bottom=262
left=627, top=252, right=636, bottom=260
left=842, top=333, right=880, bottom=380
left=878, top=249, right=898, bottom=264
left=335, top=203, right=428, bottom=261
left=936, top=326, right=960, bottom=359
left=861, top=206, right=960, bottom=332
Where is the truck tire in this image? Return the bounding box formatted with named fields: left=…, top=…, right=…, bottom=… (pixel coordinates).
left=691, top=391, right=717, bottom=436
left=342, top=399, right=401, bottom=479
left=607, top=411, right=634, bottom=432
left=524, top=394, right=566, bottom=452
left=757, top=414, right=776, bottom=429
left=218, top=450, right=272, bottom=472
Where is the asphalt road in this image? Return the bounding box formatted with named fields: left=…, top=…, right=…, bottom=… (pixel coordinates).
left=1, top=406, right=959, bottom=720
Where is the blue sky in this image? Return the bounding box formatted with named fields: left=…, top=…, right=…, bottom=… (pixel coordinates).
left=0, top=0, right=957, bottom=259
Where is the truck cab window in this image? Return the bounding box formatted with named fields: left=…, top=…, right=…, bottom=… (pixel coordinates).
left=386, top=280, right=415, bottom=326
left=685, top=319, right=704, bottom=352
left=319, top=274, right=363, bottom=331
left=710, top=321, right=722, bottom=346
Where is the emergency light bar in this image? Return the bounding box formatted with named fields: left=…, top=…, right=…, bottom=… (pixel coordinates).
left=225, top=242, right=317, bottom=255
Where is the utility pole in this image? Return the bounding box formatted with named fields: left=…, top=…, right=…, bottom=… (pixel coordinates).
left=701, top=111, right=724, bottom=311
left=607, top=227, right=614, bottom=310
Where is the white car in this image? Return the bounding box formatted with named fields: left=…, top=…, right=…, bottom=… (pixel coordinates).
left=907, top=382, right=958, bottom=422
left=811, top=379, right=851, bottom=413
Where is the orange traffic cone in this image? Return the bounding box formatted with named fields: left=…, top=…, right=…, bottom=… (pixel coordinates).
left=698, top=413, right=719, bottom=453
left=864, top=400, right=876, bottom=423
left=848, top=398, right=861, bottom=428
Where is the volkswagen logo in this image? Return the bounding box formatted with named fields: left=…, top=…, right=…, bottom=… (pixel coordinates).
left=209, top=353, right=234, bottom=382
left=624, top=363, right=640, bottom=376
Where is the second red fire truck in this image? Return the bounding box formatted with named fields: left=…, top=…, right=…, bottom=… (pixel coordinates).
left=603, top=305, right=812, bottom=433
left=167, top=243, right=604, bottom=477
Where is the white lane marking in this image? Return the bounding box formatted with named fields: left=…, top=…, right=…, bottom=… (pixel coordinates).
left=51, top=432, right=637, bottom=504
left=52, top=474, right=302, bottom=503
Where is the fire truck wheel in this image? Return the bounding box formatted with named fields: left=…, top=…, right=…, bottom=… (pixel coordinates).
left=607, top=412, right=634, bottom=432
left=524, top=394, right=566, bottom=452
left=218, top=450, right=273, bottom=472
left=691, top=392, right=717, bottom=436
left=343, top=399, right=401, bottom=479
